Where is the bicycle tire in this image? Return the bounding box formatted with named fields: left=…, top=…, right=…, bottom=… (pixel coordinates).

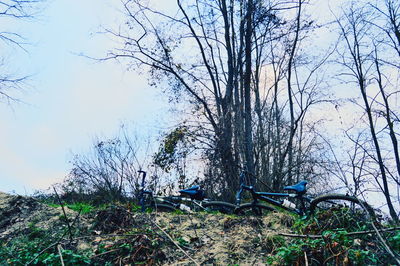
left=144, top=203, right=176, bottom=213
left=202, top=201, right=236, bottom=214
left=234, top=203, right=275, bottom=216
left=308, top=194, right=375, bottom=232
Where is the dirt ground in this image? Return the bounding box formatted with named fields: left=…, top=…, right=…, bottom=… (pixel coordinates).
left=151, top=211, right=295, bottom=265
left=0, top=192, right=296, bottom=265
left=0, top=192, right=88, bottom=241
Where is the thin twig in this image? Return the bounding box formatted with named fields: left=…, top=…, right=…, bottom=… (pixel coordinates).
left=278, top=226, right=400, bottom=239
left=358, top=194, right=400, bottom=265
left=62, top=232, right=160, bottom=242
left=304, top=251, right=309, bottom=266
left=53, top=187, right=73, bottom=242
left=187, top=213, right=199, bottom=240
left=369, top=221, right=400, bottom=265
left=278, top=232, right=321, bottom=239
left=323, top=249, right=347, bottom=265
left=57, top=244, right=65, bottom=266
left=90, top=248, right=119, bottom=259
left=149, top=218, right=200, bottom=266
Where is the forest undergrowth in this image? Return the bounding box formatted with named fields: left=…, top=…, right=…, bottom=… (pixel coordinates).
left=0, top=192, right=399, bottom=265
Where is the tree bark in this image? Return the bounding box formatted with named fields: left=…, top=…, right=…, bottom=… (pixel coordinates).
left=243, top=0, right=255, bottom=184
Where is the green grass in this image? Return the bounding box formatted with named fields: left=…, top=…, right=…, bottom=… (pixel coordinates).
left=47, top=202, right=96, bottom=214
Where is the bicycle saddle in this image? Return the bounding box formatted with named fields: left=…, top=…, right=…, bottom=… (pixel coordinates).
left=179, top=186, right=205, bottom=200
left=283, top=180, right=307, bottom=194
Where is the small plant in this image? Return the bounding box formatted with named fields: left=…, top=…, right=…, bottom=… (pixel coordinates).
left=176, top=237, right=189, bottom=247
left=91, top=234, right=167, bottom=264
left=0, top=237, right=91, bottom=265
left=266, top=209, right=396, bottom=265
left=267, top=243, right=303, bottom=265
left=388, top=231, right=400, bottom=252
left=348, top=249, right=377, bottom=265
left=48, top=202, right=95, bottom=214
left=129, top=203, right=142, bottom=212
left=67, top=202, right=95, bottom=214
left=27, top=222, right=46, bottom=239
left=42, top=249, right=92, bottom=265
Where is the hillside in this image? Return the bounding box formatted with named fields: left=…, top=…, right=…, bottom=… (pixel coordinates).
left=0, top=192, right=398, bottom=265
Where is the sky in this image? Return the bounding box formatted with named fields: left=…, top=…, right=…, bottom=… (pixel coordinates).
left=0, top=0, right=173, bottom=194
left=0, top=0, right=391, bottom=202
left=0, top=0, right=343, bottom=195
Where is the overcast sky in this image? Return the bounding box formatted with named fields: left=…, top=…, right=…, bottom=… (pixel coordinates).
left=0, top=0, right=349, bottom=195
left=0, top=0, right=173, bottom=194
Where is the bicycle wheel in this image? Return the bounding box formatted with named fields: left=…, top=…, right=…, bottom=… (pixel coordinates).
left=202, top=201, right=236, bottom=214
left=143, top=203, right=176, bottom=213
left=234, top=203, right=275, bottom=216
left=308, top=194, right=375, bottom=233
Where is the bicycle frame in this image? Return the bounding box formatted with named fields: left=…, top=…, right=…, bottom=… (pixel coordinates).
left=138, top=170, right=148, bottom=212
left=236, top=171, right=313, bottom=216
left=151, top=195, right=213, bottom=212
left=138, top=170, right=216, bottom=212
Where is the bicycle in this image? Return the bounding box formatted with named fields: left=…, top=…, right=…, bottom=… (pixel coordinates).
left=137, top=171, right=236, bottom=214
left=234, top=171, right=376, bottom=232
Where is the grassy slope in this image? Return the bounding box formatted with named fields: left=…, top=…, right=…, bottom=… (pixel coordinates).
left=0, top=192, right=398, bottom=265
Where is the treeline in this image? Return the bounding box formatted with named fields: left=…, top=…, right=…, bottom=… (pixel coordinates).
left=60, top=0, right=399, bottom=222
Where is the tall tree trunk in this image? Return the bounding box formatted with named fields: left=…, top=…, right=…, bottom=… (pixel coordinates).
left=243, top=0, right=255, bottom=184
left=374, top=53, right=400, bottom=185
left=216, top=116, right=237, bottom=201
left=286, top=0, right=302, bottom=185
left=253, top=40, right=266, bottom=187
left=360, top=80, right=398, bottom=223
left=271, top=48, right=283, bottom=190
left=217, top=0, right=239, bottom=200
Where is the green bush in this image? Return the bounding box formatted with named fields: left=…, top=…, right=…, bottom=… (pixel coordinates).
left=266, top=212, right=392, bottom=265
left=388, top=231, right=400, bottom=252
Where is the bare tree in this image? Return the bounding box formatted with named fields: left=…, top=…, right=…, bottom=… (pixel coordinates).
left=0, top=0, right=43, bottom=103
left=335, top=2, right=399, bottom=222
left=369, top=0, right=400, bottom=188
left=103, top=0, right=281, bottom=199
left=65, top=128, right=150, bottom=202
left=285, top=0, right=303, bottom=185
left=249, top=0, right=334, bottom=191
left=101, top=0, right=334, bottom=201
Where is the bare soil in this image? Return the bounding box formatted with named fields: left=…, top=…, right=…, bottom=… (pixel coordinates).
left=0, top=192, right=87, bottom=240
left=152, top=212, right=295, bottom=265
